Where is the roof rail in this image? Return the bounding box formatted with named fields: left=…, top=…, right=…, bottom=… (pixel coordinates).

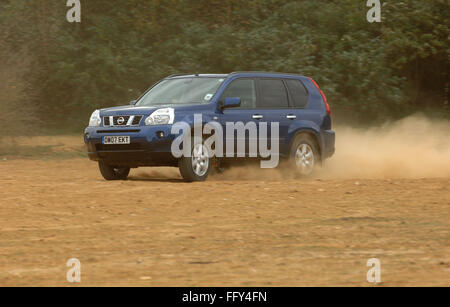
left=229, top=71, right=301, bottom=76
left=168, top=72, right=302, bottom=78
left=166, top=73, right=189, bottom=78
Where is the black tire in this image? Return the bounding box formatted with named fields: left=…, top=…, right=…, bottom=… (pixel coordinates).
left=289, top=134, right=320, bottom=177
left=98, top=161, right=130, bottom=180
left=178, top=139, right=211, bottom=182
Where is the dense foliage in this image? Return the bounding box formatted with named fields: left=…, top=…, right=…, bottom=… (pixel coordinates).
left=0, top=0, right=448, bottom=131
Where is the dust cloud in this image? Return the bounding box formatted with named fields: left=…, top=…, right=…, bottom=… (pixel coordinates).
left=213, top=115, right=450, bottom=180
left=320, top=115, right=450, bottom=179
left=7, top=115, right=447, bottom=181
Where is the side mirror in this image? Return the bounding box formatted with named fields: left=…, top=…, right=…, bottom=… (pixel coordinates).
left=130, top=100, right=137, bottom=106
left=221, top=97, right=241, bottom=110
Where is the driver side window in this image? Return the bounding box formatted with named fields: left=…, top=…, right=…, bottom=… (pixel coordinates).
left=221, top=79, right=256, bottom=109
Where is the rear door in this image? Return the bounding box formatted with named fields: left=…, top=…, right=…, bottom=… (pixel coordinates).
left=255, top=78, right=292, bottom=155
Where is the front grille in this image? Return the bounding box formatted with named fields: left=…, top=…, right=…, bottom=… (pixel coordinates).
left=96, top=129, right=141, bottom=134
left=132, top=116, right=141, bottom=125
left=96, top=143, right=142, bottom=151
left=103, top=115, right=143, bottom=127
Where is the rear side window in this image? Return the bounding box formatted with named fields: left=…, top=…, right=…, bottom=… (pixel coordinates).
left=285, top=79, right=308, bottom=108
left=221, top=79, right=256, bottom=109
left=257, top=79, right=289, bottom=108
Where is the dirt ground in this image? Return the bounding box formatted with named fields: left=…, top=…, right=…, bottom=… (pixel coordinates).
left=0, top=132, right=449, bottom=286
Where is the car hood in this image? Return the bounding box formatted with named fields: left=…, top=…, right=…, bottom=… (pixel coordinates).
left=100, top=104, right=213, bottom=116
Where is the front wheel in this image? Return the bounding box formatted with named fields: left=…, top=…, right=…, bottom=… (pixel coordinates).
left=290, top=134, right=320, bottom=177
left=179, top=141, right=211, bottom=182
left=98, top=161, right=130, bottom=180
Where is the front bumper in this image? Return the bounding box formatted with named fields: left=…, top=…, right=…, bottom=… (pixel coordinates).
left=84, top=125, right=178, bottom=167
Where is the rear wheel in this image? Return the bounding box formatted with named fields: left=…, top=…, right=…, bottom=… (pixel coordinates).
left=290, top=134, right=320, bottom=177
left=179, top=141, right=211, bottom=182
left=98, top=161, right=130, bottom=180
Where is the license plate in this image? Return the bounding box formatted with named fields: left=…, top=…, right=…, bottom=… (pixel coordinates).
left=102, top=136, right=131, bottom=145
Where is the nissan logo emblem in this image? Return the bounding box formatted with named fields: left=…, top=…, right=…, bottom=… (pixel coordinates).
left=117, top=117, right=125, bottom=125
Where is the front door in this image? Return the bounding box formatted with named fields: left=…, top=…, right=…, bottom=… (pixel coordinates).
left=219, top=78, right=259, bottom=159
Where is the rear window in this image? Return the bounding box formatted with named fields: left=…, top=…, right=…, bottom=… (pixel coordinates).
left=285, top=79, right=308, bottom=108
left=257, top=79, right=289, bottom=108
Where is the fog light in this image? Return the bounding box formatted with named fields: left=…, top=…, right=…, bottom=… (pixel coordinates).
left=157, top=131, right=165, bottom=139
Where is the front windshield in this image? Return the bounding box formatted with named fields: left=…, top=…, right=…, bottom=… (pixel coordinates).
left=136, top=77, right=225, bottom=106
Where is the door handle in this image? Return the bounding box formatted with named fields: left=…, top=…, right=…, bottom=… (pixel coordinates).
left=252, top=114, right=264, bottom=120
left=286, top=115, right=297, bottom=120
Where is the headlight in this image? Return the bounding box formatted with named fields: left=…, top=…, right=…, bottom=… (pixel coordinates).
left=89, top=110, right=101, bottom=127
left=145, top=108, right=175, bottom=125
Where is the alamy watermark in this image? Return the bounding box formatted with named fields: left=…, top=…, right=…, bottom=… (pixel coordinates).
left=367, top=258, right=381, bottom=284
left=170, top=114, right=280, bottom=169
left=367, top=0, right=382, bottom=23
left=66, top=258, right=81, bottom=283
left=66, top=0, right=81, bottom=23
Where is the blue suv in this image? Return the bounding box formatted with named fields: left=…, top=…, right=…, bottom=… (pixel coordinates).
left=84, top=72, right=335, bottom=181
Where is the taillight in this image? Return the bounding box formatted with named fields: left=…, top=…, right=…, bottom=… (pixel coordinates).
left=309, top=77, right=331, bottom=115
